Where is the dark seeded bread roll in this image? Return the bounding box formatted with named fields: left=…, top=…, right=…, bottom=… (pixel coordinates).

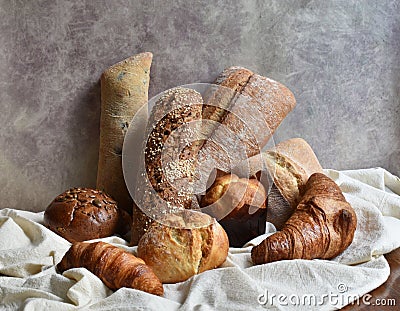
left=130, top=87, right=204, bottom=245
left=44, top=188, right=130, bottom=242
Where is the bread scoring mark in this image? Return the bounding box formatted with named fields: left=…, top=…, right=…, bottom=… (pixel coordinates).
left=196, top=223, right=212, bottom=273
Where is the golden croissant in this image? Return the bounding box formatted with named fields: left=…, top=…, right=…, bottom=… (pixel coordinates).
left=57, top=241, right=164, bottom=296
left=252, top=173, right=357, bottom=264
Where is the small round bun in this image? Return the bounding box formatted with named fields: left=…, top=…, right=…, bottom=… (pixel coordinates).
left=137, top=210, right=229, bottom=283
left=200, top=174, right=267, bottom=247
left=44, top=188, right=125, bottom=242
left=201, top=174, right=266, bottom=220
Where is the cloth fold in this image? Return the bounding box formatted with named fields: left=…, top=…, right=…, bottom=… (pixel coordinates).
left=0, top=168, right=399, bottom=310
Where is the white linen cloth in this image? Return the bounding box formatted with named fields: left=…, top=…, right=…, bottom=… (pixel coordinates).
left=0, top=167, right=399, bottom=311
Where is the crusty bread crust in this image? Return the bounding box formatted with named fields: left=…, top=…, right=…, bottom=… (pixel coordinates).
left=264, top=138, right=323, bottom=207
left=194, top=67, right=297, bottom=201
left=137, top=211, right=229, bottom=283
left=97, top=52, right=152, bottom=214
left=132, top=68, right=298, bottom=245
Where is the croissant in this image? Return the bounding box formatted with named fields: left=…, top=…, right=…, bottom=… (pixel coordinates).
left=251, top=173, right=357, bottom=264
left=57, top=241, right=164, bottom=296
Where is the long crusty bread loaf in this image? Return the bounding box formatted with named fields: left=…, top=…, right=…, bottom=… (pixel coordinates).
left=97, top=52, right=152, bottom=214
left=202, top=67, right=253, bottom=128
left=196, top=67, right=297, bottom=188
left=130, top=87, right=204, bottom=245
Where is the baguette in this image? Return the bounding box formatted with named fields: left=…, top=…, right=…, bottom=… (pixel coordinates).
left=97, top=52, right=152, bottom=214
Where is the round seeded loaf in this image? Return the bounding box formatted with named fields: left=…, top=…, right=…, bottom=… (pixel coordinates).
left=44, top=188, right=129, bottom=242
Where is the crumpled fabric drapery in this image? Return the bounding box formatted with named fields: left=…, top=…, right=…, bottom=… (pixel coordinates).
left=0, top=167, right=399, bottom=310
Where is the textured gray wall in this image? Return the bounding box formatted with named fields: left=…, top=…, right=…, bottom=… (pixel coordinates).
left=0, top=0, right=399, bottom=211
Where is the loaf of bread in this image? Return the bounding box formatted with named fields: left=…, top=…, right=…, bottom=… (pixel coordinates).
left=131, top=67, right=297, bottom=245
left=251, top=173, right=357, bottom=264
left=130, top=87, right=204, bottom=245
left=201, top=174, right=266, bottom=219
left=264, top=138, right=323, bottom=206
left=201, top=67, right=253, bottom=138
left=200, top=174, right=267, bottom=246
left=264, top=138, right=323, bottom=228
left=137, top=210, right=229, bottom=283
left=44, top=188, right=130, bottom=242
left=97, top=52, right=152, bottom=214
left=209, top=66, right=296, bottom=149
left=57, top=241, right=163, bottom=296
left=197, top=66, right=297, bottom=180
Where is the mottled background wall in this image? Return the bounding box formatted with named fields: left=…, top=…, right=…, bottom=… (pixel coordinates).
left=0, top=0, right=399, bottom=211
